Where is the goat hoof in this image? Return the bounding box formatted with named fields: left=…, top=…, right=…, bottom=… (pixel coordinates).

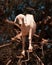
left=11, top=38, right=15, bottom=41
left=28, top=47, right=33, bottom=52
left=21, top=50, right=25, bottom=56
left=28, top=46, right=33, bottom=52
left=28, top=49, right=33, bottom=52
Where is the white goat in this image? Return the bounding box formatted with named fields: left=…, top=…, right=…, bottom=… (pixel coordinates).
left=12, top=14, right=36, bottom=56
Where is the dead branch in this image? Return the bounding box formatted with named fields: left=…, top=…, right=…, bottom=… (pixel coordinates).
left=14, top=29, right=20, bottom=34
left=26, top=7, right=34, bottom=10
left=33, top=53, right=44, bottom=65
left=33, top=34, right=39, bottom=38
left=0, top=43, right=12, bottom=48
left=6, top=59, right=11, bottom=65
left=5, top=19, right=21, bottom=30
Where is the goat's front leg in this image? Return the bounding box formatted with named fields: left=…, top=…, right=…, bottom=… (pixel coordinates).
left=28, top=28, right=33, bottom=52
left=21, top=35, right=25, bottom=56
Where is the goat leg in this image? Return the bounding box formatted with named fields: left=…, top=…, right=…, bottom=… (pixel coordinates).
left=28, top=28, right=33, bottom=52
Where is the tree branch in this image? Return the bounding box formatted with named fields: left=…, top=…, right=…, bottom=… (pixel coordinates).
left=5, top=19, right=21, bottom=30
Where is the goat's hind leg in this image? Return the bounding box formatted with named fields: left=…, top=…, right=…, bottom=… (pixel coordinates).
left=21, top=35, right=26, bottom=56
